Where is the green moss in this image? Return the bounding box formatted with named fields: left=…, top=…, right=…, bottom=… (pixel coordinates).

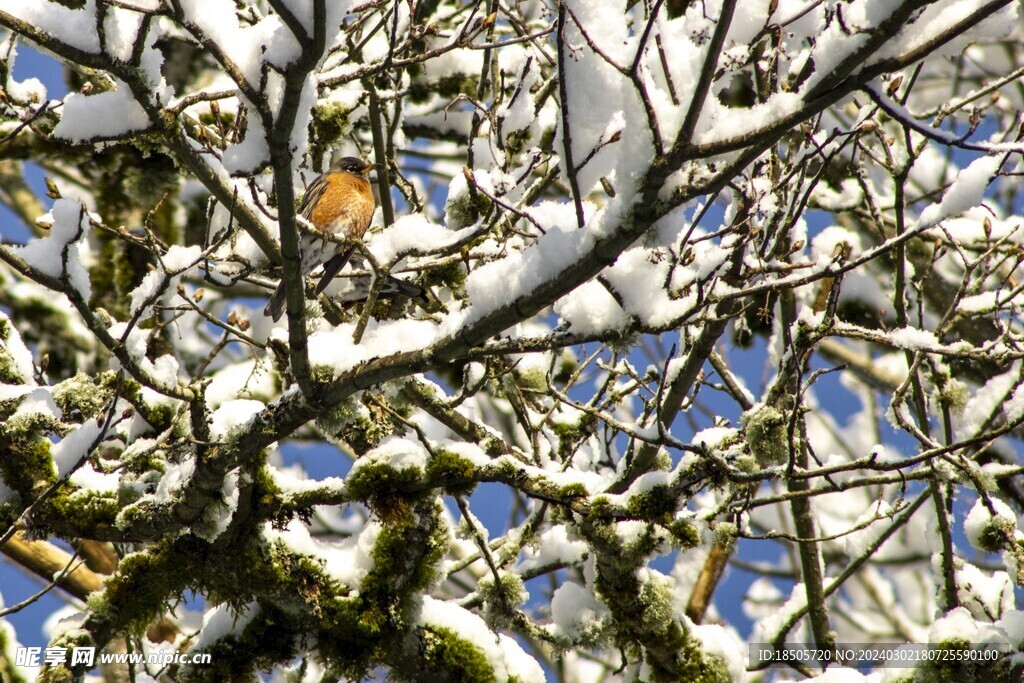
left=0, top=436, right=57, bottom=496
left=444, top=189, right=492, bottom=230
left=310, top=364, right=336, bottom=385
left=120, top=448, right=169, bottom=480
left=502, top=127, right=532, bottom=156
left=147, top=402, right=178, bottom=433
left=112, top=239, right=137, bottom=320
left=310, top=102, right=354, bottom=169
left=0, top=398, right=21, bottom=421
left=550, top=419, right=578, bottom=440
left=96, top=534, right=340, bottom=646
left=654, top=449, right=673, bottom=472
left=552, top=411, right=597, bottom=447
left=581, top=528, right=733, bottom=683
left=538, top=126, right=556, bottom=153
left=626, top=526, right=663, bottom=563
left=1, top=409, right=65, bottom=442
left=741, top=403, right=790, bottom=466
left=422, top=260, right=468, bottom=295
left=713, top=522, right=738, bottom=551
left=318, top=594, right=384, bottom=670
left=587, top=496, right=614, bottom=520
left=47, top=630, right=92, bottom=651
left=634, top=578, right=731, bottom=683
left=668, top=648, right=732, bottom=683
left=98, top=374, right=180, bottom=437
left=668, top=520, right=700, bottom=549
left=477, top=572, right=525, bottom=630
left=0, top=502, right=17, bottom=531
left=638, top=576, right=676, bottom=636
left=313, top=395, right=359, bottom=434
left=0, top=351, right=25, bottom=384
left=209, top=540, right=271, bottom=599
left=344, top=461, right=425, bottom=504
left=577, top=491, right=760, bottom=680
left=415, top=626, right=497, bottom=683
left=361, top=294, right=413, bottom=321
left=320, top=501, right=450, bottom=674
left=6, top=296, right=91, bottom=379
left=100, top=371, right=139, bottom=400
left=904, top=640, right=1014, bottom=683
left=52, top=372, right=113, bottom=420
left=0, top=316, right=30, bottom=381
left=362, top=503, right=448, bottom=600
left=39, top=487, right=120, bottom=535
left=113, top=501, right=157, bottom=531
left=976, top=516, right=1015, bottom=553
left=484, top=438, right=509, bottom=457
left=37, top=667, right=74, bottom=683
left=252, top=465, right=288, bottom=524
left=938, top=378, right=969, bottom=416
left=425, top=450, right=478, bottom=495
left=91, top=207, right=173, bottom=321
left=435, top=73, right=479, bottom=99
left=558, top=482, right=588, bottom=499
left=514, top=367, right=547, bottom=393
left=733, top=454, right=760, bottom=474
left=316, top=394, right=397, bottom=455
left=553, top=352, right=579, bottom=384
left=0, top=621, right=28, bottom=683
left=607, top=330, right=640, bottom=355
left=176, top=640, right=260, bottom=683
left=178, top=602, right=300, bottom=683
left=259, top=542, right=341, bottom=614
left=626, top=485, right=678, bottom=522
left=87, top=548, right=188, bottom=635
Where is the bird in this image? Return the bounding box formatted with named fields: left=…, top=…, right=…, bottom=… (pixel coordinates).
left=321, top=262, right=429, bottom=305
left=263, top=157, right=426, bottom=321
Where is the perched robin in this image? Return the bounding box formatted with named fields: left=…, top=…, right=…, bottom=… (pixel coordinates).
left=264, top=156, right=425, bottom=321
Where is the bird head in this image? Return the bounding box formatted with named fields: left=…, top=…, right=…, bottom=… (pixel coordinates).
left=334, top=156, right=375, bottom=177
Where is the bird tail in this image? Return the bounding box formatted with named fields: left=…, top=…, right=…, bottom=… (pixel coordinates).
left=326, top=273, right=429, bottom=305
left=316, top=250, right=429, bottom=305
left=264, top=281, right=287, bottom=322
left=314, top=247, right=356, bottom=295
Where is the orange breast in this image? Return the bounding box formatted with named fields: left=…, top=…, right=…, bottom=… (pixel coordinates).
left=307, top=173, right=375, bottom=239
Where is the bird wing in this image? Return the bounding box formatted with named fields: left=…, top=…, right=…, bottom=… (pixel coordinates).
left=313, top=247, right=357, bottom=295
left=298, top=172, right=331, bottom=221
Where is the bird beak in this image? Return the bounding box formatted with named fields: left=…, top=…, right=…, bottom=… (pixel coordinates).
left=362, top=162, right=376, bottom=175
